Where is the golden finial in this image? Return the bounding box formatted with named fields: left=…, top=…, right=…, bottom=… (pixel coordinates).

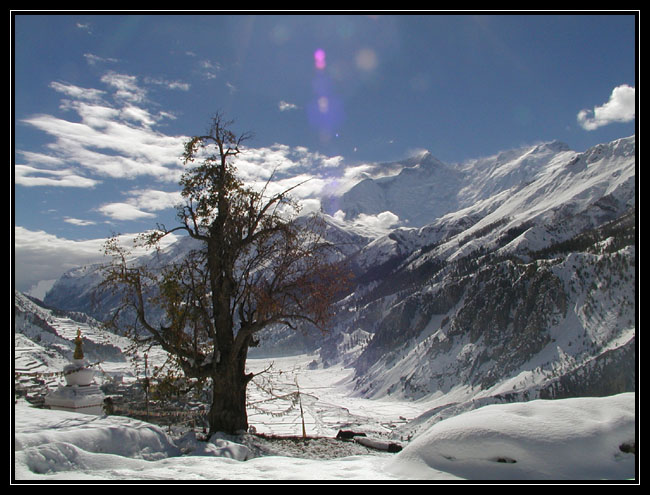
left=73, top=329, right=84, bottom=360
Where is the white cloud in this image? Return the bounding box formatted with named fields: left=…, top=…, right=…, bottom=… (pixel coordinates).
left=231, top=144, right=345, bottom=184
left=14, top=227, right=108, bottom=292
left=577, top=84, right=636, bottom=131
left=125, top=189, right=183, bottom=211
left=76, top=22, right=92, bottom=34
left=59, top=100, right=119, bottom=124
left=64, top=217, right=97, bottom=226
left=15, top=165, right=100, bottom=188
left=144, top=76, right=190, bottom=91
left=296, top=198, right=323, bottom=216
left=199, top=60, right=221, bottom=79
left=278, top=100, right=299, bottom=112
left=16, top=151, right=65, bottom=166
left=16, top=68, right=384, bottom=292
left=100, top=71, right=147, bottom=103
left=49, top=81, right=106, bottom=102
left=333, top=210, right=346, bottom=222
left=21, top=71, right=369, bottom=201
left=14, top=227, right=180, bottom=292
left=21, top=93, right=186, bottom=182
left=350, top=211, right=400, bottom=234
left=96, top=189, right=182, bottom=222
left=97, top=202, right=157, bottom=221
left=120, top=105, right=159, bottom=126
left=19, top=69, right=388, bottom=232
left=83, top=53, right=119, bottom=65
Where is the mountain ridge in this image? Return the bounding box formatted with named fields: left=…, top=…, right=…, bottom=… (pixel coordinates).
left=335, top=138, right=591, bottom=229
left=29, top=134, right=636, bottom=424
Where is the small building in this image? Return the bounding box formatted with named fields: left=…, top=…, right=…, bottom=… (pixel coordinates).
left=44, top=329, right=105, bottom=415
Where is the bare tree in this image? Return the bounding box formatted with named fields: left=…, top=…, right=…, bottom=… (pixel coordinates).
left=100, top=113, right=351, bottom=435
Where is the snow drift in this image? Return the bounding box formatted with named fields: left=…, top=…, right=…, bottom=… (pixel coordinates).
left=388, top=392, right=636, bottom=481
left=13, top=392, right=636, bottom=481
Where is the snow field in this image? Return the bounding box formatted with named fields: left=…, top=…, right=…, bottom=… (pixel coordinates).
left=14, top=358, right=636, bottom=482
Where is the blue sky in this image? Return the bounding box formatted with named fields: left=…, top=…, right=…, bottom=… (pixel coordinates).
left=13, top=13, right=637, bottom=293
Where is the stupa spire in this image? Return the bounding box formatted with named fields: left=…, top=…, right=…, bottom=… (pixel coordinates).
left=73, top=329, right=84, bottom=360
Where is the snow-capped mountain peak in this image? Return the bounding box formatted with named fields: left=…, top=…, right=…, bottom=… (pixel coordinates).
left=31, top=135, right=636, bottom=443
left=334, top=138, right=604, bottom=232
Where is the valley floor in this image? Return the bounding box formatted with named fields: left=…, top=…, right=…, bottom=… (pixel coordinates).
left=13, top=353, right=637, bottom=483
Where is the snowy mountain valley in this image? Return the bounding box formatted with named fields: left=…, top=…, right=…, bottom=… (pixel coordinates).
left=14, top=135, right=637, bottom=481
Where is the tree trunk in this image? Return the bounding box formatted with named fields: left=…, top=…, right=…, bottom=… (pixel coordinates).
left=207, top=340, right=254, bottom=436
left=208, top=372, right=248, bottom=435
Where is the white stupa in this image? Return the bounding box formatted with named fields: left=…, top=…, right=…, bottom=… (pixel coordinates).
left=45, top=329, right=105, bottom=415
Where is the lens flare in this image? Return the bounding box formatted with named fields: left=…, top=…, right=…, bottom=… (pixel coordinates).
left=318, top=96, right=329, bottom=114
left=355, top=48, right=378, bottom=72
left=314, top=49, right=326, bottom=70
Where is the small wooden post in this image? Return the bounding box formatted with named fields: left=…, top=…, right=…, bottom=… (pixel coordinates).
left=295, top=377, right=306, bottom=439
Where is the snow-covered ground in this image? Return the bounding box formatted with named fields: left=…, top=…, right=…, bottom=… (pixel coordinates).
left=13, top=352, right=637, bottom=482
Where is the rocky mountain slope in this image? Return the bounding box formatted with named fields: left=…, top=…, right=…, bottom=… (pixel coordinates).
left=34, top=135, right=636, bottom=417
left=326, top=136, right=636, bottom=409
